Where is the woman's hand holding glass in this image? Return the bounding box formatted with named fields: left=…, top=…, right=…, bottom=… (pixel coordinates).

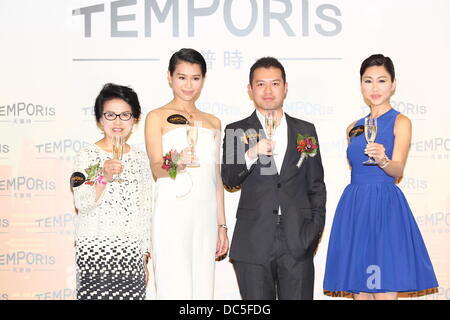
left=103, top=159, right=124, bottom=182
left=365, top=143, right=387, bottom=164
left=177, top=147, right=198, bottom=172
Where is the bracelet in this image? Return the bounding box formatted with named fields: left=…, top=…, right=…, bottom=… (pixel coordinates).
left=218, top=224, right=228, bottom=229
left=143, top=251, right=150, bottom=257
left=378, top=155, right=390, bottom=169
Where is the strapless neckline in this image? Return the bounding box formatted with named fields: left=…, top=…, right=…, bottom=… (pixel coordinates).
left=162, top=126, right=218, bottom=138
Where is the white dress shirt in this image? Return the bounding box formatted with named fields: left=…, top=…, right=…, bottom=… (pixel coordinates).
left=244, top=110, right=288, bottom=216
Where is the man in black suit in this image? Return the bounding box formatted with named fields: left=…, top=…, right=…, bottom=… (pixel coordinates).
left=221, top=57, right=326, bottom=300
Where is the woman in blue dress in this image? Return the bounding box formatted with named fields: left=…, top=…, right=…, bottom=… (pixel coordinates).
left=323, top=54, right=438, bottom=300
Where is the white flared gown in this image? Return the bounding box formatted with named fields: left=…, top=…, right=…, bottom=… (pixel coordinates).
left=152, top=126, right=219, bottom=299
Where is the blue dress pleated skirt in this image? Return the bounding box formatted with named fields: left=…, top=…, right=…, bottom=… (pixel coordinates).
left=323, top=109, right=438, bottom=294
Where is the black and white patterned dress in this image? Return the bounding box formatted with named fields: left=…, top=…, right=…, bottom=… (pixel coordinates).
left=73, top=144, right=152, bottom=300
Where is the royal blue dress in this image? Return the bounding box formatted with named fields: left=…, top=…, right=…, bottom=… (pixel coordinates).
left=323, top=108, right=438, bottom=294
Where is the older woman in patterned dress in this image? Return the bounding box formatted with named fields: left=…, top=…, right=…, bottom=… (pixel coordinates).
left=71, top=83, right=152, bottom=300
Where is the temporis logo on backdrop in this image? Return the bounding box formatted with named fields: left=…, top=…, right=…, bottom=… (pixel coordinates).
left=410, top=137, right=450, bottom=160
left=35, top=213, right=75, bottom=236
left=0, top=251, right=56, bottom=275
left=81, top=105, right=95, bottom=121
left=284, top=100, right=335, bottom=120
left=398, top=176, right=428, bottom=195
left=416, top=211, right=450, bottom=232
left=318, top=137, right=347, bottom=156
left=35, top=288, right=76, bottom=300
left=0, top=144, right=10, bottom=154
left=72, top=0, right=342, bottom=38
left=198, top=101, right=241, bottom=118
left=391, top=100, right=427, bottom=120
left=35, top=139, right=90, bottom=161
left=359, top=100, right=428, bottom=121
left=0, top=102, right=55, bottom=125
left=0, top=219, right=10, bottom=229
left=0, top=176, right=56, bottom=199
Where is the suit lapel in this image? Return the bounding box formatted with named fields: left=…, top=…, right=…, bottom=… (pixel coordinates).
left=279, top=113, right=297, bottom=177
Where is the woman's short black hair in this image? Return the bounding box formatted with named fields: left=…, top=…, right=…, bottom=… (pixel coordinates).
left=168, top=48, right=207, bottom=77
left=360, top=54, right=395, bottom=81
left=249, top=57, right=286, bottom=85
left=94, top=83, right=141, bottom=123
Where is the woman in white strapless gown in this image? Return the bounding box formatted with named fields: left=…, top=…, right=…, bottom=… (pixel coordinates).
left=144, top=48, right=229, bottom=299
left=152, top=127, right=220, bottom=299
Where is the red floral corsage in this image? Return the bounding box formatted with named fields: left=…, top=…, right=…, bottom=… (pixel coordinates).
left=296, top=134, right=318, bottom=168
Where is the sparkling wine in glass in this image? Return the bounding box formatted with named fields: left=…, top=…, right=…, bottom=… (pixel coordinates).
left=363, top=117, right=378, bottom=165
left=111, top=135, right=125, bottom=182
left=264, top=111, right=277, bottom=155
left=186, top=121, right=200, bottom=167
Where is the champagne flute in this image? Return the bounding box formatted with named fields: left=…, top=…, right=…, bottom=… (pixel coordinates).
left=264, top=111, right=277, bottom=155
left=363, top=117, right=378, bottom=165
left=111, top=135, right=125, bottom=182
left=186, top=121, right=200, bottom=167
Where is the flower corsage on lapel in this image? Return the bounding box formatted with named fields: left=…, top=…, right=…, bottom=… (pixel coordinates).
left=296, top=134, right=318, bottom=168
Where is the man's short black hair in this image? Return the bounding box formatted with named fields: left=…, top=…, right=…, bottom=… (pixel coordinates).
left=249, top=57, right=286, bottom=85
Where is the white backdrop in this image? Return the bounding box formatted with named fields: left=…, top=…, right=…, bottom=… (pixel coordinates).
left=0, top=0, right=449, bottom=300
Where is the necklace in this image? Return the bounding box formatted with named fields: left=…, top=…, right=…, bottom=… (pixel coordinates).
left=184, top=110, right=193, bottom=119
left=180, top=107, right=195, bottom=119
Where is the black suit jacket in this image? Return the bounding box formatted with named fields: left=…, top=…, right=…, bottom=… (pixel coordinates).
left=221, top=111, right=326, bottom=264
